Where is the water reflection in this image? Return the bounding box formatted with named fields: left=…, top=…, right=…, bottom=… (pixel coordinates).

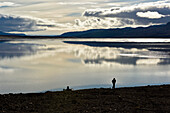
left=0, top=39, right=170, bottom=94
left=64, top=41, right=170, bottom=66
left=83, top=57, right=170, bottom=66
left=0, top=41, right=45, bottom=59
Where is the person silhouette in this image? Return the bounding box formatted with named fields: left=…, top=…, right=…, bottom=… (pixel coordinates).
left=112, top=78, right=116, bottom=89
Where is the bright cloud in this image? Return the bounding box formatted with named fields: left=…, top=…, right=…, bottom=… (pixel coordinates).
left=81, top=0, right=170, bottom=28
left=136, top=11, right=166, bottom=19
left=75, top=17, right=139, bottom=29
left=0, top=2, right=18, bottom=7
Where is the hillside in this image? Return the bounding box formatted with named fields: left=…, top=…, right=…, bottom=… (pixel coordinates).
left=61, top=22, right=170, bottom=38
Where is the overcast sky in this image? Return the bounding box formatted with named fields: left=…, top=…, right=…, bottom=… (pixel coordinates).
left=0, top=0, right=170, bottom=35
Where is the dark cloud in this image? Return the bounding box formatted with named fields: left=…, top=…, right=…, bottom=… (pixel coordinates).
left=0, top=14, right=56, bottom=32
left=67, top=13, right=81, bottom=17
left=82, top=0, right=170, bottom=27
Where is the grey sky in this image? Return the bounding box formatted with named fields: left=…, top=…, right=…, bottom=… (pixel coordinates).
left=0, top=0, right=169, bottom=35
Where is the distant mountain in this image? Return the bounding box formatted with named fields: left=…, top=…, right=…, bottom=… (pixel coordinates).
left=61, top=22, right=170, bottom=38
left=0, top=31, right=26, bottom=36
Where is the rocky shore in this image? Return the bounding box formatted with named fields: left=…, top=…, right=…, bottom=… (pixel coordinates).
left=0, top=85, right=170, bottom=113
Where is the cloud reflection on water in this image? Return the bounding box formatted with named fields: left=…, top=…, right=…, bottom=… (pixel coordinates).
left=0, top=41, right=45, bottom=59
left=63, top=40, right=170, bottom=66
left=0, top=39, right=170, bottom=67
left=0, top=39, right=170, bottom=94
left=0, top=66, right=16, bottom=74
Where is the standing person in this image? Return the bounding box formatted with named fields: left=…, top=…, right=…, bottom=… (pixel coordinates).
left=112, top=78, right=116, bottom=89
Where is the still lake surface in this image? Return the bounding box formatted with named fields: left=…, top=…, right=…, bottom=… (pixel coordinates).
left=0, top=38, right=170, bottom=94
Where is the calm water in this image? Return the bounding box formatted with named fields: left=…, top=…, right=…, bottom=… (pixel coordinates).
left=0, top=38, right=170, bottom=94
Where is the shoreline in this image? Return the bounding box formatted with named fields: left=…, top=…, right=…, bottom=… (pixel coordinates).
left=1, top=83, right=169, bottom=94
left=1, top=35, right=170, bottom=39
left=1, top=84, right=170, bottom=112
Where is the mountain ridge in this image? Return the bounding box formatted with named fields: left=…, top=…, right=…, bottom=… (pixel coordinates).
left=61, top=22, right=170, bottom=38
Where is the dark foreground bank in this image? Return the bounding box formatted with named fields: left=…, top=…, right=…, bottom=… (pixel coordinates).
left=0, top=85, right=170, bottom=113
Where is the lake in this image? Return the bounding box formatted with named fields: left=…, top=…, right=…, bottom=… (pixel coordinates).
left=0, top=38, right=170, bottom=94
